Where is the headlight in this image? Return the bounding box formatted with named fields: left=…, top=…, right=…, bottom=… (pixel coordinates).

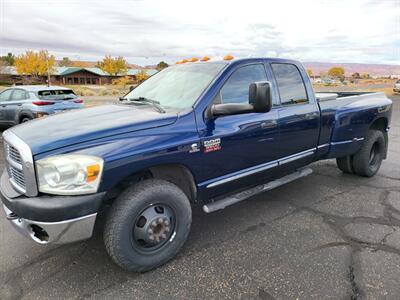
left=36, top=154, right=104, bottom=195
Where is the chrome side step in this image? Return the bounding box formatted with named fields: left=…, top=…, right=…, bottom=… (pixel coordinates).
left=202, top=167, right=313, bottom=213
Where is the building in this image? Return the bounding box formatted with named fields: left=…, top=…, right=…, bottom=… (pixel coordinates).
left=0, top=66, right=158, bottom=85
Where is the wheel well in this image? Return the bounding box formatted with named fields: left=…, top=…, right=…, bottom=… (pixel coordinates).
left=108, top=164, right=197, bottom=203
left=369, top=117, right=387, bottom=132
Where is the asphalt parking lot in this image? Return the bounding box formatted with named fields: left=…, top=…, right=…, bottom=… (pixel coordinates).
left=0, top=96, right=399, bottom=300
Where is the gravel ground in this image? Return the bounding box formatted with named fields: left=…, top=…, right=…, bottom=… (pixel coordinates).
left=0, top=96, right=399, bottom=300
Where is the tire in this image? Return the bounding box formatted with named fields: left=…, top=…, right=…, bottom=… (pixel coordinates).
left=20, top=116, right=32, bottom=123
left=104, top=179, right=192, bottom=272
left=352, top=130, right=385, bottom=177
left=336, top=156, right=354, bottom=174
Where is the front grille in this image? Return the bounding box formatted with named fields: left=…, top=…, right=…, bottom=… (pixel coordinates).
left=5, top=142, right=26, bottom=192
left=7, top=144, right=22, bottom=164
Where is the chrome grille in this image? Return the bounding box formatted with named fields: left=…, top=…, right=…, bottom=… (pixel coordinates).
left=3, top=130, right=38, bottom=196
left=5, top=141, right=26, bottom=192
left=7, top=144, right=23, bottom=164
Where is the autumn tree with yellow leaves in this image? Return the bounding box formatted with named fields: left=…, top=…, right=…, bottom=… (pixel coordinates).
left=15, top=50, right=56, bottom=80
left=98, top=55, right=128, bottom=76
left=328, top=67, right=345, bottom=82
left=135, top=70, right=149, bottom=83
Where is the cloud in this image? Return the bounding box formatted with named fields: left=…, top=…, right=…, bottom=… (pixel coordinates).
left=0, top=0, right=399, bottom=65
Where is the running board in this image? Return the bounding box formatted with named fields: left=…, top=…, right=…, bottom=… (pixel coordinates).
left=203, top=167, right=313, bottom=213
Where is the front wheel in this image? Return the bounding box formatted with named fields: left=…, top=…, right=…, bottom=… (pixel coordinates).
left=104, top=179, right=192, bottom=272
left=352, top=130, right=386, bottom=177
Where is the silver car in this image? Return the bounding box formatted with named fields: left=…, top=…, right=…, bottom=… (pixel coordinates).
left=0, top=85, right=84, bottom=127
left=394, top=80, right=400, bottom=94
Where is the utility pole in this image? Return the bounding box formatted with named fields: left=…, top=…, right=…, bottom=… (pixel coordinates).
left=46, top=58, right=51, bottom=87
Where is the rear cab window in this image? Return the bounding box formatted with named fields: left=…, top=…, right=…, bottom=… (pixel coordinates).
left=271, top=63, right=308, bottom=105
left=38, top=89, right=77, bottom=100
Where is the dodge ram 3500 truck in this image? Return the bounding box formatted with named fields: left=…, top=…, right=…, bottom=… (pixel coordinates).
left=1, top=58, right=392, bottom=272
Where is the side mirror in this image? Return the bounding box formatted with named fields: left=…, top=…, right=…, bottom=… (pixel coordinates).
left=210, top=81, right=273, bottom=117
left=249, top=81, right=272, bottom=113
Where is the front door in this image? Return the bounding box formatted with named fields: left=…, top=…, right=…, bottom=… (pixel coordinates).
left=198, top=63, right=279, bottom=199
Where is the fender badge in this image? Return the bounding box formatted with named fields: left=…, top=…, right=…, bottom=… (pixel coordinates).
left=203, top=138, right=221, bottom=153
left=189, top=143, right=200, bottom=153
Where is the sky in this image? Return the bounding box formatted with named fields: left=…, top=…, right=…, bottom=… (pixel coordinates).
left=0, top=0, right=399, bottom=66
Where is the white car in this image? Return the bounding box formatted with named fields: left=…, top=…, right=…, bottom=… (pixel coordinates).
left=394, top=80, right=400, bottom=94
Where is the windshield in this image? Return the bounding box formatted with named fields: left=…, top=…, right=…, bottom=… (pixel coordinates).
left=125, top=63, right=227, bottom=109
left=38, top=89, right=77, bottom=100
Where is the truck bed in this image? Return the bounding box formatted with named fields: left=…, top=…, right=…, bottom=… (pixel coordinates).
left=315, top=92, right=392, bottom=159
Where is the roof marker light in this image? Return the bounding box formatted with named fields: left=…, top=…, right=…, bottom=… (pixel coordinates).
left=200, top=56, right=210, bottom=62
left=190, top=57, right=199, bottom=62
left=224, top=55, right=234, bottom=61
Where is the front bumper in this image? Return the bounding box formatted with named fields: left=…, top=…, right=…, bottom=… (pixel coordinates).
left=3, top=205, right=97, bottom=244
left=1, top=170, right=106, bottom=244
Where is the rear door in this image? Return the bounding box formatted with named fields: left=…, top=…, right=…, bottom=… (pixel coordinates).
left=6, top=89, right=29, bottom=124
left=270, top=62, right=320, bottom=171
left=0, top=89, right=14, bottom=125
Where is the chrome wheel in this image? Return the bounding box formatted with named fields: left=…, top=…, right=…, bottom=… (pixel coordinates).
left=132, top=204, right=175, bottom=253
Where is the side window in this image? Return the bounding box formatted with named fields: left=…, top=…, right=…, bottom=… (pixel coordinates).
left=220, top=64, right=267, bottom=104
left=11, top=89, right=27, bottom=101
left=271, top=63, right=308, bottom=105
left=0, top=89, right=13, bottom=102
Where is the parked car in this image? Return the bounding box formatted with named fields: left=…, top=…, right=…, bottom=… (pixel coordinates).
left=0, top=85, right=84, bottom=126
left=394, top=79, right=400, bottom=94
left=0, top=58, right=392, bottom=272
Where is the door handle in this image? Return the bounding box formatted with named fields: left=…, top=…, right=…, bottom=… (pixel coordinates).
left=304, top=113, right=318, bottom=120
left=261, top=120, right=278, bottom=129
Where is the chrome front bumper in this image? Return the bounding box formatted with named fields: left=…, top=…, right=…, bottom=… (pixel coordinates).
left=3, top=205, right=97, bottom=244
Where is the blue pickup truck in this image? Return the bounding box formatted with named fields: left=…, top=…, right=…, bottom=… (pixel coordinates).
left=1, top=58, right=392, bottom=272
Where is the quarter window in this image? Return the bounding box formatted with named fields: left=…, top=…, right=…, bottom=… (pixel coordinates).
left=220, top=64, right=267, bottom=104
left=271, top=63, right=308, bottom=105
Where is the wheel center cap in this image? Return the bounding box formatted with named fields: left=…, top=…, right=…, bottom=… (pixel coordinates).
left=147, top=217, right=170, bottom=243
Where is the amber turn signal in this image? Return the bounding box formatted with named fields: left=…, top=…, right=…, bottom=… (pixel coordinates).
left=87, top=164, right=101, bottom=182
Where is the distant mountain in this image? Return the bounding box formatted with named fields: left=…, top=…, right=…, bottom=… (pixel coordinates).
left=302, top=62, right=400, bottom=76
left=55, top=60, right=154, bottom=70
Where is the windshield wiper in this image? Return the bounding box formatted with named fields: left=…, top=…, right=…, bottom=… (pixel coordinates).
left=127, top=97, right=166, bottom=113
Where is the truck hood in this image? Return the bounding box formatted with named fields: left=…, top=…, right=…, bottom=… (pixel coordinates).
left=9, top=104, right=178, bottom=155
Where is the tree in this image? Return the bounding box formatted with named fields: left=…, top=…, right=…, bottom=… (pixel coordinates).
left=156, top=61, right=169, bottom=71
left=361, top=73, right=370, bottom=79
left=112, top=75, right=134, bottom=87
left=59, top=57, right=72, bottom=67
left=328, top=67, right=345, bottom=82
left=307, top=68, right=313, bottom=78
left=136, top=70, right=149, bottom=83
left=351, top=72, right=361, bottom=79
left=98, top=55, right=128, bottom=76
left=0, top=52, right=15, bottom=66
left=14, top=50, right=56, bottom=79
